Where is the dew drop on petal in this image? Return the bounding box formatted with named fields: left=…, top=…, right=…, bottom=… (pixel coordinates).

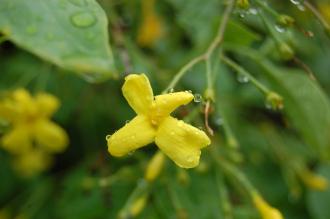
left=105, top=135, right=112, bottom=141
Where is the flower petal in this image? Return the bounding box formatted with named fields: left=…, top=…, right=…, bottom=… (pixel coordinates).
left=107, top=115, right=156, bottom=157
left=155, top=116, right=210, bottom=168
left=122, top=74, right=153, bottom=115
left=1, top=125, right=32, bottom=154
left=35, top=93, right=60, bottom=117
left=33, top=119, right=69, bottom=153
left=151, top=91, right=194, bottom=122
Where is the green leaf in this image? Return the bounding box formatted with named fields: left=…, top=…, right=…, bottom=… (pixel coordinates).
left=0, top=0, right=117, bottom=81
left=307, top=164, right=330, bottom=219
left=259, top=61, right=330, bottom=160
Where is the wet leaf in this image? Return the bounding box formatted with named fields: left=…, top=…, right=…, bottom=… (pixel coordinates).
left=0, top=0, right=117, bottom=81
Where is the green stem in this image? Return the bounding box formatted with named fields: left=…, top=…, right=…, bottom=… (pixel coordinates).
left=163, top=0, right=236, bottom=94
left=214, top=154, right=258, bottom=197
left=303, top=0, right=330, bottom=32
left=258, top=8, right=282, bottom=45
left=163, top=55, right=205, bottom=94
left=220, top=55, right=270, bottom=94
left=253, top=0, right=279, bottom=17
left=215, top=170, right=233, bottom=219
left=118, top=179, right=150, bottom=218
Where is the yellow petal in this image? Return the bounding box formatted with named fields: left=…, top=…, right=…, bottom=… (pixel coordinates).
left=107, top=115, right=156, bottom=157
left=122, top=74, right=154, bottom=115
left=151, top=92, right=194, bottom=124
left=35, top=93, right=60, bottom=117
left=13, top=149, right=52, bottom=177
left=33, top=119, right=69, bottom=153
left=1, top=126, right=32, bottom=154
left=155, top=116, right=210, bottom=168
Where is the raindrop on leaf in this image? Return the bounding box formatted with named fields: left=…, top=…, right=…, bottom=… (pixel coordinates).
left=237, top=73, right=249, bottom=83
left=70, top=11, right=96, bottom=28
left=193, top=93, right=203, bottom=103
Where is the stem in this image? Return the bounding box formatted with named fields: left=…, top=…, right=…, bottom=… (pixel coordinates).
left=163, top=55, right=204, bottom=94
left=163, top=0, right=236, bottom=94
left=118, top=179, right=150, bottom=218
left=215, top=170, right=233, bottom=219
left=215, top=155, right=258, bottom=196
left=253, top=0, right=279, bottom=17
left=220, top=55, right=270, bottom=94
left=304, top=0, right=330, bottom=31
left=258, top=9, right=282, bottom=45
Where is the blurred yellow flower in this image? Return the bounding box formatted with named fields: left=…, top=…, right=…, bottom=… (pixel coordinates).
left=0, top=89, right=68, bottom=176
left=0, top=89, right=68, bottom=154
left=300, top=169, right=328, bottom=191
left=13, top=149, right=52, bottom=178
left=107, top=74, right=210, bottom=168
left=253, top=193, right=283, bottom=219
left=137, top=0, right=164, bottom=47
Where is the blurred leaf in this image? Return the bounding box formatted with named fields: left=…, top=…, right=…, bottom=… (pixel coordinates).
left=224, top=20, right=261, bottom=46
left=307, top=164, right=330, bottom=219
left=259, top=61, right=330, bottom=160
left=0, top=0, right=116, bottom=81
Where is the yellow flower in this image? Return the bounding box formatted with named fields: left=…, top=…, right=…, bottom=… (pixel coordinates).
left=253, top=193, right=283, bottom=219
left=107, top=74, right=210, bottom=168
left=0, top=89, right=68, bottom=154
left=300, top=169, right=328, bottom=191
left=13, top=149, right=52, bottom=177
left=137, top=0, right=164, bottom=47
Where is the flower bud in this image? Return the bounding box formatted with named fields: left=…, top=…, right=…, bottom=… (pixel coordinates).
left=266, top=92, right=283, bottom=110
left=300, top=169, right=328, bottom=191
left=279, top=43, right=295, bottom=61
left=236, top=0, right=250, bottom=10
left=144, top=151, right=165, bottom=182
left=277, top=15, right=294, bottom=27
left=252, top=193, right=283, bottom=219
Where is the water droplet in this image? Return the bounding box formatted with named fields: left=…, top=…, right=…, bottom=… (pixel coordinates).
left=26, top=25, right=37, bottom=34
left=105, top=135, right=111, bottom=141
left=237, top=73, right=249, bottom=83
left=125, top=120, right=130, bottom=124
left=214, top=117, right=223, bottom=126
left=186, top=156, right=194, bottom=163
left=275, top=24, right=286, bottom=33
left=69, top=0, right=87, bottom=6
left=290, top=0, right=301, bottom=5
left=128, top=150, right=135, bottom=156
left=193, top=94, right=203, bottom=103
left=248, top=8, right=258, bottom=15
left=82, top=72, right=109, bottom=83
left=265, top=101, right=272, bottom=110
left=70, top=11, right=96, bottom=28
left=297, top=4, right=305, bottom=11
left=178, top=121, right=184, bottom=127
left=169, top=88, right=175, bottom=93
